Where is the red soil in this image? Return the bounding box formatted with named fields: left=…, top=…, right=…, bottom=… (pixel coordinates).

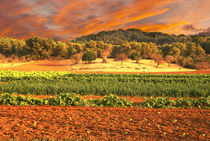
left=0, top=106, right=209, bottom=140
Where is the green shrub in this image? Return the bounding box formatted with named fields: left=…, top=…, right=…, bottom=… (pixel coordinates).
left=0, top=93, right=43, bottom=106
left=0, top=93, right=17, bottom=105
left=140, top=97, right=210, bottom=108
left=0, top=93, right=209, bottom=108
left=97, top=94, right=133, bottom=107
left=82, top=50, right=96, bottom=63
left=140, top=97, right=174, bottom=108
left=55, top=93, right=86, bottom=106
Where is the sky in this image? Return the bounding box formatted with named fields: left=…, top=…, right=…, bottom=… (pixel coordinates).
left=0, top=0, right=210, bottom=40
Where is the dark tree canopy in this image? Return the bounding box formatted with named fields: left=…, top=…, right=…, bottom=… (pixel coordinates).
left=82, top=50, right=97, bottom=63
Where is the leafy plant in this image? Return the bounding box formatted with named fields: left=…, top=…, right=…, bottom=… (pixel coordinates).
left=82, top=50, right=96, bottom=63
left=140, top=97, right=210, bottom=108
left=0, top=93, right=209, bottom=108
left=50, top=93, right=86, bottom=106
left=91, top=94, right=133, bottom=107
left=140, top=97, right=174, bottom=108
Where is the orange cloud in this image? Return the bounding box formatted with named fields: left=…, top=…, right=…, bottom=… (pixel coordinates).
left=0, top=0, right=209, bottom=40
left=80, top=8, right=169, bottom=35
left=54, top=0, right=173, bottom=37
left=138, top=22, right=188, bottom=32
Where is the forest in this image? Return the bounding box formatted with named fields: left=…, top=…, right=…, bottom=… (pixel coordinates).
left=0, top=28, right=209, bottom=69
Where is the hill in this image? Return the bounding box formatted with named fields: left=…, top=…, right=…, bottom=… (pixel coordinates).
left=74, top=28, right=191, bottom=45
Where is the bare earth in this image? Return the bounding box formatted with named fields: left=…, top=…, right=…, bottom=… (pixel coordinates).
left=1, top=58, right=209, bottom=74
left=0, top=106, right=209, bottom=140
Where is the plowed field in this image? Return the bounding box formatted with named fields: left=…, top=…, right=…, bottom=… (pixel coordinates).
left=0, top=106, right=209, bottom=140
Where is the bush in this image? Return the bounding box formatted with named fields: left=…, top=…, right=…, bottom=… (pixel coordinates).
left=55, top=93, right=86, bottom=106
left=0, top=93, right=43, bottom=106
left=82, top=50, right=96, bottom=63
left=0, top=93, right=209, bottom=108
left=96, top=94, right=133, bottom=107
left=140, top=97, right=174, bottom=108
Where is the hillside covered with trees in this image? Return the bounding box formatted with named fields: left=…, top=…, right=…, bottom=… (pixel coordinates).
left=75, top=28, right=210, bottom=54
left=0, top=28, right=209, bottom=69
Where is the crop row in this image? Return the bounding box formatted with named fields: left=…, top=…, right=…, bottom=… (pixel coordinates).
left=0, top=71, right=209, bottom=83
left=0, top=71, right=209, bottom=97
left=0, top=79, right=209, bottom=97
left=0, top=93, right=209, bottom=108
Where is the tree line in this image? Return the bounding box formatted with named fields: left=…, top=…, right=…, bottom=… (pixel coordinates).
left=0, top=29, right=209, bottom=69
left=75, top=28, right=210, bottom=54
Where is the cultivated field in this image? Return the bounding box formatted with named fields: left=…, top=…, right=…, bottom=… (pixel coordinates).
left=0, top=106, right=209, bottom=140
left=0, top=59, right=209, bottom=140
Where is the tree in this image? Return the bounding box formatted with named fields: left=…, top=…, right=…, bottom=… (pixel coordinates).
left=159, top=44, right=170, bottom=57
left=168, top=43, right=185, bottom=58
left=75, top=28, right=185, bottom=45
left=116, top=53, right=128, bottom=65
left=201, top=40, right=210, bottom=54
left=185, top=42, right=206, bottom=60
left=82, top=50, right=97, bottom=63
left=131, top=51, right=141, bottom=63
left=178, top=56, right=195, bottom=68
left=53, top=41, right=68, bottom=58
left=71, top=52, right=83, bottom=65
left=165, top=55, right=177, bottom=67
left=101, top=49, right=110, bottom=63
left=130, top=41, right=142, bottom=51
left=151, top=54, right=163, bottom=68
left=192, top=36, right=207, bottom=45
left=25, top=37, right=56, bottom=59
left=96, top=41, right=113, bottom=63
left=0, top=37, right=26, bottom=57
left=66, top=42, right=84, bottom=57
left=141, top=42, right=159, bottom=59
left=85, top=40, right=97, bottom=51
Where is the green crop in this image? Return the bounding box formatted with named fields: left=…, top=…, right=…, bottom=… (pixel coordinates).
left=0, top=70, right=209, bottom=97
left=0, top=93, right=133, bottom=107
left=0, top=93, right=209, bottom=108
left=88, top=94, right=133, bottom=107
left=140, top=97, right=210, bottom=108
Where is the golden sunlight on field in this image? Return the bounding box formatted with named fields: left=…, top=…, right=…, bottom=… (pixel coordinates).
left=0, top=58, right=195, bottom=73
left=0, top=61, right=33, bottom=68
left=70, top=58, right=194, bottom=72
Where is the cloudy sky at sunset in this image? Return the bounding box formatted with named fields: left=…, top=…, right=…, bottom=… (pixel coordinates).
left=0, top=0, right=209, bottom=40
